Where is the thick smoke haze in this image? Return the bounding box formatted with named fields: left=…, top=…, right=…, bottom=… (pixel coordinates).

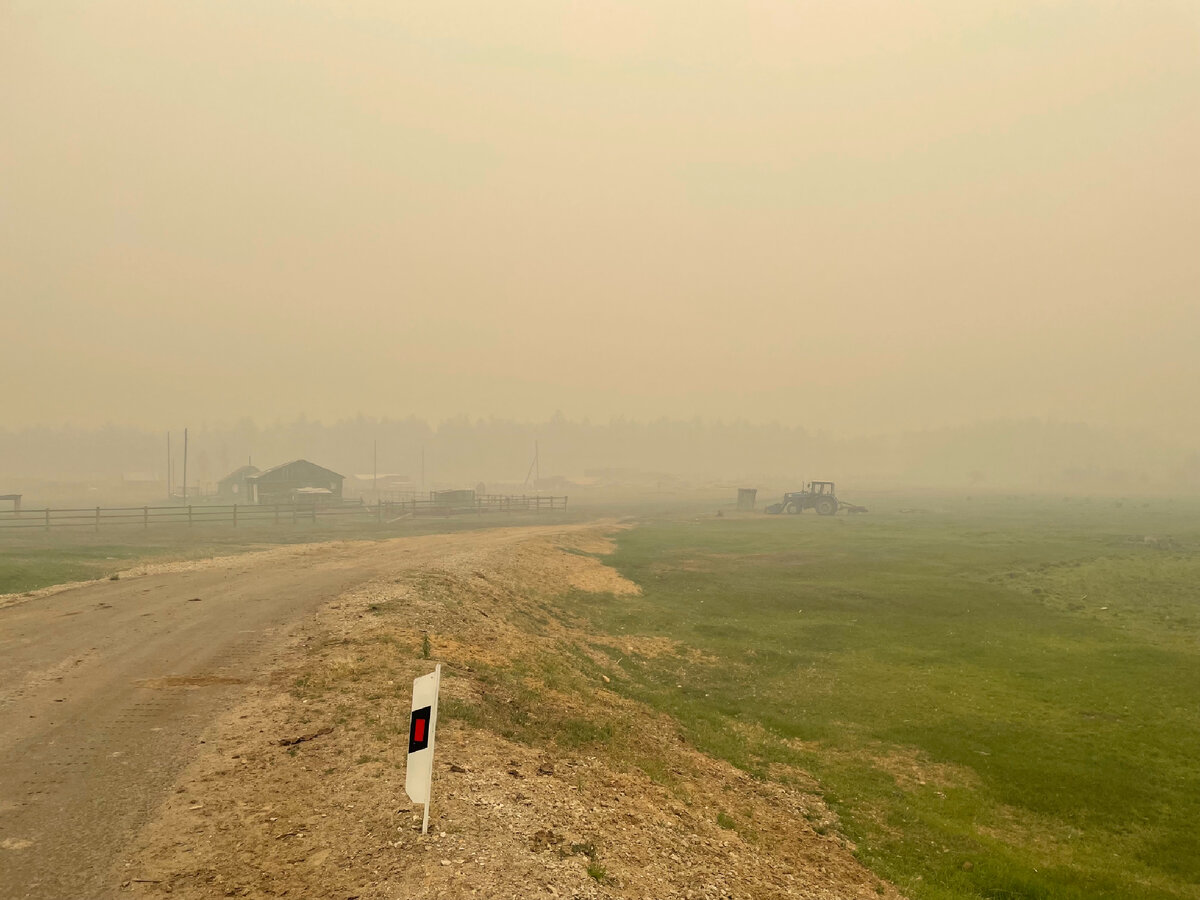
left=3, top=417, right=1198, bottom=499
left=3, top=2, right=1199, bottom=444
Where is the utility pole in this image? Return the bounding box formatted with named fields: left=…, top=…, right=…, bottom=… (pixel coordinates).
left=182, top=427, right=188, bottom=504
left=373, top=439, right=378, bottom=503
left=523, top=440, right=541, bottom=489
left=167, top=431, right=172, bottom=499
left=421, top=445, right=426, bottom=496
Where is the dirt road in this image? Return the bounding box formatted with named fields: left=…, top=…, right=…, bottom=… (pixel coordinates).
left=0, top=526, right=574, bottom=900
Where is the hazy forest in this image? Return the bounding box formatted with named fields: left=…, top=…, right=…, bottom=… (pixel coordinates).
left=3, top=416, right=1198, bottom=496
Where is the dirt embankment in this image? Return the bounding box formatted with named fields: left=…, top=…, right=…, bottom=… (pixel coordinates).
left=117, top=526, right=900, bottom=899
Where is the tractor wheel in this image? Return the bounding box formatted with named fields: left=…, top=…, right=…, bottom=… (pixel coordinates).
left=815, top=497, right=837, bottom=516
left=785, top=502, right=801, bottom=514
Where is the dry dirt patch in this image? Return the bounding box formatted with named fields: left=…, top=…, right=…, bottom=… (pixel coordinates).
left=117, top=526, right=900, bottom=899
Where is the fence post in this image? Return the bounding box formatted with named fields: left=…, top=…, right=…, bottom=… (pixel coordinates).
left=233, top=504, right=238, bottom=528
left=377, top=501, right=383, bottom=523
left=45, top=507, right=50, bottom=532
left=312, top=504, right=317, bottom=524
left=188, top=505, right=193, bottom=527
left=144, top=506, right=149, bottom=529
left=95, top=506, right=101, bottom=531
left=292, top=504, right=297, bottom=524
left=274, top=504, right=280, bottom=525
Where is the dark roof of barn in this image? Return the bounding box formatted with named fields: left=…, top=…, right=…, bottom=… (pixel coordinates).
left=248, top=459, right=344, bottom=482
left=217, top=465, right=260, bottom=485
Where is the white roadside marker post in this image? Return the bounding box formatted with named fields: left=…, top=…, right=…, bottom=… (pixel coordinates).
left=405, top=663, right=441, bottom=834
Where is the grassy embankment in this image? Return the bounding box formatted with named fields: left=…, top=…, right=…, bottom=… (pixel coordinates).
left=556, top=497, right=1200, bottom=899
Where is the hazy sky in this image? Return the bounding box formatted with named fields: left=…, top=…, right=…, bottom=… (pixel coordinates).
left=3, top=1, right=1198, bottom=438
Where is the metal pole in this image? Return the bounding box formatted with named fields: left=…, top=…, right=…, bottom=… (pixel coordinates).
left=182, top=428, right=188, bottom=504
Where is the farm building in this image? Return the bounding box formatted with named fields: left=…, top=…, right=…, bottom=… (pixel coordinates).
left=216, top=465, right=260, bottom=501
left=244, top=460, right=344, bottom=505
left=347, top=473, right=415, bottom=499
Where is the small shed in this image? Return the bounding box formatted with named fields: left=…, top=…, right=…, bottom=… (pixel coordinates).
left=246, top=460, right=344, bottom=505
left=736, top=488, right=757, bottom=511
left=217, top=465, right=260, bottom=501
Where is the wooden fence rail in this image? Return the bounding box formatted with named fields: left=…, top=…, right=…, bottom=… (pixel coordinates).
left=0, top=496, right=568, bottom=532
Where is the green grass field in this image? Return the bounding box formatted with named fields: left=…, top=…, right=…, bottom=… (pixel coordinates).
left=563, top=496, right=1200, bottom=899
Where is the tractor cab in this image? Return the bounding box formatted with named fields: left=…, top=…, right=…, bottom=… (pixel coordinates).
left=807, top=481, right=835, bottom=496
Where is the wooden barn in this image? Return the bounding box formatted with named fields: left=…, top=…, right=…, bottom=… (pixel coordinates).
left=216, top=465, right=260, bottom=501
left=244, top=460, right=344, bottom=505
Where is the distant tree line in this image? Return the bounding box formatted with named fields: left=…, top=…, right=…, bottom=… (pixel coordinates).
left=0, top=415, right=1195, bottom=493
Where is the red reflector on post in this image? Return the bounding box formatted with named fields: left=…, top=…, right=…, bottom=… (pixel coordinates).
left=409, top=705, right=432, bottom=753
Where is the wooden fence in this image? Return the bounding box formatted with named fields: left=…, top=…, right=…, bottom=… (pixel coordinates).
left=0, top=496, right=568, bottom=532
left=380, top=494, right=568, bottom=518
